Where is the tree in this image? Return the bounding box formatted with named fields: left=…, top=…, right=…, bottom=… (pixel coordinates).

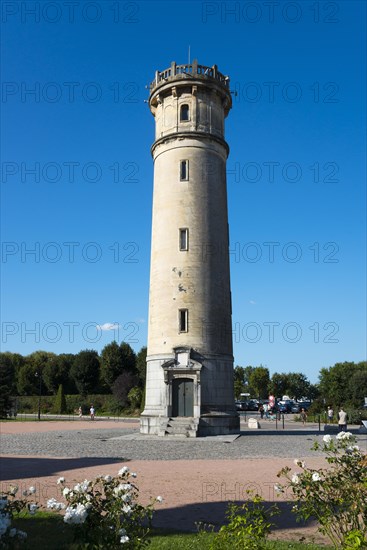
left=268, top=373, right=289, bottom=398
left=128, top=386, right=143, bottom=410
left=70, top=350, right=100, bottom=396
left=101, top=341, right=136, bottom=388
left=233, top=366, right=245, bottom=399
left=17, top=351, right=56, bottom=396
left=54, top=384, right=67, bottom=414
left=43, top=354, right=76, bottom=394
left=0, top=354, right=16, bottom=417
left=17, top=363, right=39, bottom=395
left=249, top=366, right=270, bottom=399
left=318, top=361, right=367, bottom=408
left=285, top=373, right=312, bottom=400
left=112, top=371, right=138, bottom=409
left=136, top=346, right=147, bottom=387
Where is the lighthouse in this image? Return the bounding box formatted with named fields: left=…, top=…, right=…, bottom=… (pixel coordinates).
left=140, top=60, right=239, bottom=437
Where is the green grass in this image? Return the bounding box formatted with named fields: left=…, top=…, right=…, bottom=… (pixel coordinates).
left=12, top=514, right=332, bottom=549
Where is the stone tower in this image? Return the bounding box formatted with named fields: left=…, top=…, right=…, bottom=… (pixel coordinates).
left=140, top=60, right=239, bottom=437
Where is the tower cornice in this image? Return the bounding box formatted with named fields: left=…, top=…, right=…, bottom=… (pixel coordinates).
left=151, top=131, right=230, bottom=158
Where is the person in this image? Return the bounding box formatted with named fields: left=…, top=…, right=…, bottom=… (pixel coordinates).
left=90, top=404, right=95, bottom=421
left=327, top=406, right=334, bottom=423
left=78, top=406, right=83, bottom=419
left=300, top=408, right=307, bottom=425
left=263, top=403, right=269, bottom=419
left=338, top=406, right=347, bottom=432
left=259, top=404, right=264, bottom=419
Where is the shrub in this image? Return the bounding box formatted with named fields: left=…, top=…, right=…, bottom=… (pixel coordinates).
left=277, top=432, right=367, bottom=548
left=208, top=493, right=278, bottom=550
left=49, top=468, right=162, bottom=548
left=0, top=485, right=38, bottom=546
left=53, top=384, right=67, bottom=415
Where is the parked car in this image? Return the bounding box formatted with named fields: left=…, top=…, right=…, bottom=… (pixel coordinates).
left=247, top=399, right=259, bottom=411
left=235, top=401, right=248, bottom=411
left=278, top=400, right=295, bottom=413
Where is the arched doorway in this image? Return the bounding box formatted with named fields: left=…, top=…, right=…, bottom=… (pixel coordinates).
left=172, top=378, right=193, bottom=417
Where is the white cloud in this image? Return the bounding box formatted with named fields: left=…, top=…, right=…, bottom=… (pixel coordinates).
left=96, top=323, right=120, bottom=331
left=249, top=300, right=256, bottom=305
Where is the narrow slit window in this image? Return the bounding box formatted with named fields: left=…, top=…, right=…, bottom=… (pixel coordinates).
left=180, top=104, right=190, bottom=121
left=179, top=309, right=188, bottom=332
left=180, top=160, right=189, bottom=181
left=179, top=228, right=189, bottom=251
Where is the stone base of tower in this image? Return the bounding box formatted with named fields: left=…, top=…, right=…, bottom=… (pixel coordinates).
left=140, top=349, right=240, bottom=437
left=140, top=413, right=239, bottom=437
left=198, top=412, right=240, bottom=436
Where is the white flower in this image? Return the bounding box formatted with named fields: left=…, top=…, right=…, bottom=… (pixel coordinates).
left=9, top=486, right=18, bottom=496
left=347, top=445, right=360, bottom=453
left=47, top=498, right=65, bottom=511
left=156, top=496, right=163, bottom=503
left=131, top=472, right=137, bottom=478
left=293, top=459, right=305, bottom=468
left=113, top=483, right=133, bottom=497
left=274, top=484, right=283, bottom=494
left=291, top=474, right=300, bottom=485
left=57, top=477, right=65, bottom=485
left=118, top=466, right=129, bottom=476
left=28, top=504, right=38, bottom=515
left=122, top=504, right=132, bottom=516
left=336, top=431, right=353, bottom=441
left=323, top=434, right=332, bottom=444
left=47, top=498, right=57, bottom=509
left=104, top=475, right=112, bottom=482
left=22, top=490, right=28, bottom=496
left=120, top=535, right=130, bottom=544
left=74, top=479, right=90, bottom=493
left=312, top=472, right=321, bottom=482
left=64, top=503, right=88, bottom=524
left=63, top=487, right=71, bottom=497
left=28, top=486, right=36, bottom=494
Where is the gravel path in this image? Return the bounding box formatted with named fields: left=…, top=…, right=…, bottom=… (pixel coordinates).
left=2, top=425, right=365, bottom=460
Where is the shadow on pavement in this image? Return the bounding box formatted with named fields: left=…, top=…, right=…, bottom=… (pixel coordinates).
left=0, top=456, right=128, bottom=482
left=152, top=500, right=322, bottom=538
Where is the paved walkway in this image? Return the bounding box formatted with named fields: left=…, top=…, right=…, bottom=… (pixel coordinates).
left=0, top=420, right=365, bottom=543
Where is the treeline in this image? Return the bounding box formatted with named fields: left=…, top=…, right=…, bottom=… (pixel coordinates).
left=234, top=361, right=367, bottom=410
left=0, top=342, right=147, bottom=417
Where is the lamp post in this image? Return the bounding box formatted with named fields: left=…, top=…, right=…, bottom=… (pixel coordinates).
left=35, top=371, right=42, bottom=421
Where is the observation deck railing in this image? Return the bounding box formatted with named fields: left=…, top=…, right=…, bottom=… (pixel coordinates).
left=150, top=60, right=229, bottom=91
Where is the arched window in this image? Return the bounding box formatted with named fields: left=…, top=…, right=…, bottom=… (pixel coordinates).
left=180, top=104, right=190, bottom=121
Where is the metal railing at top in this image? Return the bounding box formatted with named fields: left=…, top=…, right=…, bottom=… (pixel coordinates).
left=151, top=60, right=229, bottom=91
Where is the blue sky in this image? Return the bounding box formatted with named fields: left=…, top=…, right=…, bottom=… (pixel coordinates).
left=1, top=0, right=366, bottom=383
